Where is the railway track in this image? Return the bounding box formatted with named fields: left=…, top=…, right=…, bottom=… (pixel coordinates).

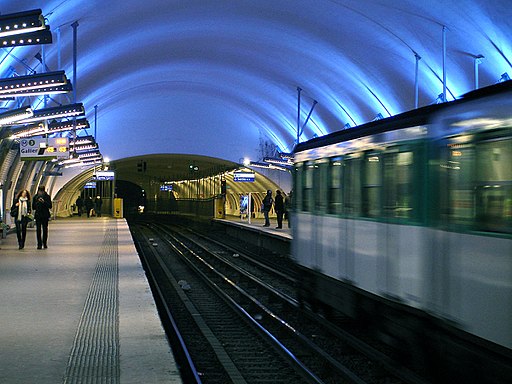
left=132, top=223, right=320, bottom=384
left=133, top=222, right=430, bottom=383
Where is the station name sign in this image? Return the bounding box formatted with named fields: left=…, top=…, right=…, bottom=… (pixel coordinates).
left=234, top=171, right=255, bottom=182
left=160, top=182, right=173, bottom=191
left=20, top=137, right=69, bottom=161
left=94, top=171, right=115, bottom=181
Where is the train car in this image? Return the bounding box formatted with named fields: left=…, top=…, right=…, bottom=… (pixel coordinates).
left=292, top=81, right=512, bottom=382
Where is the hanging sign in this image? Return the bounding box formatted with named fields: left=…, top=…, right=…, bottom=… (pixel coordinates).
left=20, top=137, right=69, bottom=161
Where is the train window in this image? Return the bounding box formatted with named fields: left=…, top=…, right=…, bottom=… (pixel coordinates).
left=302, top=162, right=315, bottom=212
left=446, top=143, right=475, bottom=225
left=328, top=158, right=343, bottom=215
left=362, top=152, right=382, bottom=218
left=383, top=151, right=414, bottom=219
left=343, top=155, right=361, bottom=216
left=314, top=161, right=328, bottom=212
left=474, top=138, right=512, bottom=233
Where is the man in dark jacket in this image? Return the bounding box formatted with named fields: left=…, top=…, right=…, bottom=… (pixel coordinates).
left=33, top=185, right=52, bottom=249
left=85, top=196, right=94, bottom=217
left=262, top=190, right=273, bottom=227
left=75, top=196, right=84, bottom=216
left=274, top=190, right=284, bottom=229
left=94, top=196, right=103, bottom=217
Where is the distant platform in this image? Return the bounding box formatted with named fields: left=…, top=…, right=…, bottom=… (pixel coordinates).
left=0, top=217, right=181, bottom=384
left=214, top=216, right=292, bottom=241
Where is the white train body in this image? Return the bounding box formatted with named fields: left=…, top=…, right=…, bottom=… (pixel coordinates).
left=293, top=83, right=512, bottom=351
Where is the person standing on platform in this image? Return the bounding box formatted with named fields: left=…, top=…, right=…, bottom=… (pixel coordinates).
left=95, top=196, right=103, bottom=217
left=75, top=195, right=84, bottom=217
left=262, top=190, right=273, bottom=227
left=85, top=196, right=94, bottom=218
left=33, top=186, right=52, bottom=249
left=12, top=189, right=31, bottom=249
left=274, top=190, right=284, bottom=229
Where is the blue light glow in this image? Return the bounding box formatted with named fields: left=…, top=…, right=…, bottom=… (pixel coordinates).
left=0, top=0, right=509, bottom=163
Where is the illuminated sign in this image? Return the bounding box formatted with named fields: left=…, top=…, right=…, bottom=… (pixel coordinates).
left=84, top=181, right=96, bottom=189
left=20, top=137, right=69, bottom=161
left=234, top=171, right=255, bottom=182
left=94, top=171, right=115, bottom=181
left=160, top=182, right=173, bottom=191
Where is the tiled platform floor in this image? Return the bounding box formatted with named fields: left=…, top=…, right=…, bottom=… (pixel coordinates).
left=0, top=217, right=181, bottom=384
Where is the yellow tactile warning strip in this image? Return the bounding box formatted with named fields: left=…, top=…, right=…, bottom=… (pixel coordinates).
left=63, top=221, right=119, bottom=384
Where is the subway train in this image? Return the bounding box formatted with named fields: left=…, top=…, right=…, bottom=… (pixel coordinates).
left=292, top=81, right=512, bottom=381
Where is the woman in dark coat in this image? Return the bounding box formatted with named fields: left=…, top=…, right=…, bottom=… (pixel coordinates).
left=12, top=189, right=31, bottom=249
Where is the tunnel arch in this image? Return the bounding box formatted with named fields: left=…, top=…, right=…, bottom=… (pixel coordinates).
left=53, top=154, right=287, bottom=217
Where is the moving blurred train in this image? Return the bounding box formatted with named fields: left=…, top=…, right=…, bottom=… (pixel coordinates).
left=292, top=81, right=512, bottom=382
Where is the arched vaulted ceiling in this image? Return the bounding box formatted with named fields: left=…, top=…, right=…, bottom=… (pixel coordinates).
left=1, top=0, right=511, bottom=162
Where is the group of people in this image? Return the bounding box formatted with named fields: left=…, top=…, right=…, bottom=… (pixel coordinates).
left=261, top=189, right=290, bottom=229
left=75, top=195, right=102, bottom=218
left=10, top=186, right=52, bottom=250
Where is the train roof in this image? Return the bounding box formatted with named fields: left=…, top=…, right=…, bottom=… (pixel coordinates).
left=294, top=80, right=512, bottom=153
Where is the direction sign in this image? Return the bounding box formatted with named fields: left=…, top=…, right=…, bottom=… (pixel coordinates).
left=234, top=171, right=255, bottom=182
left=20, top=137, right=69, bottom=161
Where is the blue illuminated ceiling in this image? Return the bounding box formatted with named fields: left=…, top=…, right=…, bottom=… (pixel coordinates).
left=1, top=0, right=511, bottom=161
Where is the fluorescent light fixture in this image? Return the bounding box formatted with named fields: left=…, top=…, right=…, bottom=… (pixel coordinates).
left=82, top=157, right=103, bottom=164
left=70, top=135, right=95, bottom=145
left=248, top=161, right=290, bottom=171
left=72, top=143, right=98, bottom=152
left=263, top=157, right=293, bottom=166
left=78, top=151, right=101, bottom=159
left=0, top=106, right=33, bottom=125
left=0, top=9, right=46, bottom=38
left=10, top=123, right=44, bottom=138
left=0, top=83, right=72, bottom=98
left=10, top=118, right=90, bottom=139
left=48, top=118, right=89, bottom=132
left=17, top=103, right=84, bottom=123
left=0, top=26, right=52, bottom=48
left=0, top=71, right=70, bottom=97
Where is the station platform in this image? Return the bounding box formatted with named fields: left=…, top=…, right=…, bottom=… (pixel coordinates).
left=215, top=216, right=292, bottom=241
left=0, top=217, right=181, bottom=384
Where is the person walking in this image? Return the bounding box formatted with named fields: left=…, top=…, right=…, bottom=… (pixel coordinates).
left=11, top=189, right=31, bottom=249
left=94, top=196, right=103, bottom=217
left=75, top=195, right=84, bottom=216
left=85, top=196, right=94, bottom=218
left=274, top=190, right=284, bottom=229
left=262, top=190, right=273, bottom=227
left=33, top=185, right=52, bottom=249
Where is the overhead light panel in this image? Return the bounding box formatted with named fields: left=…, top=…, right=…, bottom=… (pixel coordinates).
left=0, top=9, right=47, bottom=38
left=0, top=106, right=33, bottom=125
left=17, top=103, right=84, bottom=124
left=48, top=118, right=89, bottom=132
left=70, top=135, right=95, bottom=146
left=71, top=142, right=98, bottom=152
left=10, top=122, right=44, bottom=138
left=78, top=150, right=101, bottom=159
left=10, top=118, right=90, bottom=139
left=0, top=71, right=70, bottom=98
left=0, top=83, right=72, bottom=98
left=0, top=26, right=52, bottom=48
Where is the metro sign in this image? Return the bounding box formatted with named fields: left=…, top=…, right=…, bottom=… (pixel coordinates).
left=20, top=137, right=69, bottom=161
